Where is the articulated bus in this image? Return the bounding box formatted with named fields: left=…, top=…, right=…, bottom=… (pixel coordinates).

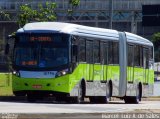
left=6, top=22, right=154, bottom=103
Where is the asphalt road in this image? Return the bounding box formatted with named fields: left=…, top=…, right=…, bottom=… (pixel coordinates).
left=0, top=100, right=160, bottom=119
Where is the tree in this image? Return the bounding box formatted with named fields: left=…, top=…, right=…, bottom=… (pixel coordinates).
left=152, top=32, right=160, bottom=48
left=18, top=2, right=57, bottom=27
left=18, top=1, right=81, bottom=27
left=152, top=32, right=160, bottom=61
left=0, top=9, right=10, bottom=54
left=68, top=0, right=80, bottom=21
left=0, top=11, right=10, bottom=21
left=69, top=0, right=80, bottom=8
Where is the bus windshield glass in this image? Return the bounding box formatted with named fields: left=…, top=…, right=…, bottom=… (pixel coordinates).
left=14, top=33, right=69, bottom=69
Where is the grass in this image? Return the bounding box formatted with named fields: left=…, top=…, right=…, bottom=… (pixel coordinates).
left=0, top=73, right=13, bottom=96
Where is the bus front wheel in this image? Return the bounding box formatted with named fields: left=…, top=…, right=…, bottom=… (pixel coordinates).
left=76, top=81, right=85, bottom=104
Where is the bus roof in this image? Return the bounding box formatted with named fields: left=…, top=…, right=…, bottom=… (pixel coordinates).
left=125, top=32, right=153, bottom=46
left=17, top=22, right=119, bottom=41
left=17, top=22, right=153, bottom=46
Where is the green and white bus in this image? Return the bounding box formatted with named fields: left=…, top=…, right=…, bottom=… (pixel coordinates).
left=6, top=22, right=154, bottom=103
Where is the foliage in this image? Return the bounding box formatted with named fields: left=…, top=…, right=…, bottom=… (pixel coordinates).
left=69, top=0, right=80, bottom=7
left=152, top=32, right=160, bottom=48
left=18, top=2, right=57, bottom=27
left=18, top=1, right=81, bottom=26
left=155, top=49, right=160, bottom=62
left=0, top=9, right=10, bottom=21
left=68, top=0, right=80, bottom=13
left=152, top=32, right=160, bottom=61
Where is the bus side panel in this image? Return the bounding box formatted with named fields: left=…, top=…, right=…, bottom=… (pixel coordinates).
left=103, top=65, right=107, bottom=82
left=107, top=65, right=120, bottom=96
left=148, top=69, right=154, bottom=84
left=93, top=64, right=106, bottom=96
left=127, top=67, right=134, bottom=83
left=111, top=65, right=120, bottom=96
left=135, top=67, right=144, bottom=83
left=70, top=64, right=121, bottom=97
left=107, top=65, right=112, bottom=81
left=93, top=64, right=102, bottom=81
left=69, top=63, right=85, bottom=96
left=126, top=67, right=143, bottom=96
left=143, top=69, right=154, bottom=97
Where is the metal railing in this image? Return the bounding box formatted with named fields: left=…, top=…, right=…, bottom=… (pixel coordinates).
left=0, top=55, right=7, bottom=64
left=1, top=0, right=160, bottom=11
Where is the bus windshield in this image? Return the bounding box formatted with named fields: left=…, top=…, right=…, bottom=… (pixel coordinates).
left=13, top=33, right=69, bottom=69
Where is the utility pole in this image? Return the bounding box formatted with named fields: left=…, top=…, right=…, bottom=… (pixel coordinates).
left=131, top=11, right=137, bottom=34
left=109, top=0, right=113, bottom=29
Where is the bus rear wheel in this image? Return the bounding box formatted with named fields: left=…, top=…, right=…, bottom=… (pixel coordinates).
left=124, top=84, right=141, bottom=104
left=105, top=82, right=111, bottom=103
left=89, top=96, right=107, bottom=104
left=89, top=82, right=111, bottom=104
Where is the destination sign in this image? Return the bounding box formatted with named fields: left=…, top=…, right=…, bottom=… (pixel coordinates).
left=30, top=36, right=52, bottom=42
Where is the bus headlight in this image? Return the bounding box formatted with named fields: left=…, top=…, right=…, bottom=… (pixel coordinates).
left=12, top=71, right=20, bottom=77
left=55, top=69, right=69, bottom=77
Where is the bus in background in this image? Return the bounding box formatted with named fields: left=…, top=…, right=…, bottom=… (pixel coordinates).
left=5, top=22, right=154, bottom=103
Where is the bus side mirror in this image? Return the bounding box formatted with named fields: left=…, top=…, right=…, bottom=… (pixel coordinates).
left=72, top=45, right=78, bottom=56
left=5, top=43, right=10, bottom=55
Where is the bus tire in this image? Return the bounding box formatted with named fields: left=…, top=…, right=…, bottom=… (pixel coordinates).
left=76, top=81, right=85, bottom=104
left=13, top=91, right=26, bottom=96
left=89, top=96, right=107, bottom=104
left=124, top=84, right=140, bottom=104
left=105, top=82, right=111, bottom=103
left=89, top=82, right=111, bottom=104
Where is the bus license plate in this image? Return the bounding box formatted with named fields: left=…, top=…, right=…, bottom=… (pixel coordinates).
left=32, top=85, right=42, bottom=89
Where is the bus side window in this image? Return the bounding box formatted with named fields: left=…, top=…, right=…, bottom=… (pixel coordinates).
left=72, top=36, right=79, bottom=63
left=79, top=38, right=86, bottom=62
left=86, top=40, right=93, bottom=63
left=140, top=46, right=143, bottom=67
left=149, top=47, right=154, bottom=69
left=113, top=42, right=119, bottom=64
left=100, top=41, right=108, bottom=65
left=100, top=42, right=104, bottom=64
left=143, top=47, right=149, bottom=69
left=146, top=48, right=149, bottom=69
left=108, top=41, right=113, bottom=64
left=104, top=42, right=108, bottom=65
left=134, top=45, right=141, bottom=67
left=127, top=44, right=134, bottom=67
left=94, top=40, right=100, bottom=63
